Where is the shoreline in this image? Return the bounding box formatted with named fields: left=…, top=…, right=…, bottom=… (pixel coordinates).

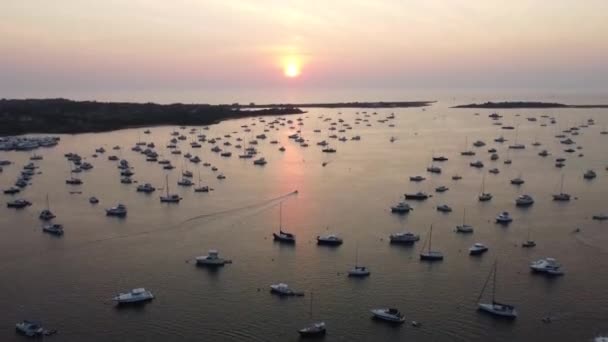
left=0, top=98, right=434, bottom=135
left=452, top=101, right=608, bottom=109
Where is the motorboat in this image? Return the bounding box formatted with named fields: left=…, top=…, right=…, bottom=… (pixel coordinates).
left=270, top=283, right=303, bottom=296
left=510, top=177, right=524, bottom=185
left=370, top=308, right=405, bottom=323
left=473, top=140, right=486, bottom=147
left=253, top=157, right=267, bottom=165
left=515, top=194, right=534, bottom=206
left=106, top=204, right=127, bottom=216
left=390, top=201, right=412, bottom=213
left=435, top=185, right=449, bottom=192
left=490, top=153, right=499, bottom=161
left=194, top=185, right=209, bottom=192
left=409, top=175, right=426, bottom=182
left=389, top=232, right=420, bottom=244
left=217, top=173, right=226, bottom=179
left=539, top=150, right=549, bottom=157
left=469, top=243, right=488, bottom=255
left=432, top=156, right=448, bottom=161
left=120, top=177, right=133, bottom=184
left=3, top=186, right=21, bottom=194
left=509, top=144, right=525, bottom=149
left=437, top=204, right=452, bottom=212
left=426, top=166, right=441, bottom=173
left=89, top=196, right=99, bottom=204
left=592, top=214, right=608, bottom=221
left=7, top=199, right=32, bottom=208
left=494, top=136, right=507, bottom=143
left=182, top=170, right=193, bottom=178
left=452, top=174, right=462, bottom=180
left=584, top=170, right=597, bottom=179
left=522, top=240, right=536, bottom=248
left=456, top=224, right=474, bottom=233
left=530, top=258, right=564, bottom=276
left=177, top=178, right=193, bottom=186
left=196, top=250, right=229, bottom=266
left=488, top=168, right=500, bottom=174
left=15, top=320, right=45, bottom=337
left=470, top=160, right=484, bottom=168
left=136, top=183, right=156, bottom=193
left=42, top=223, right=64, bottom=236
left=113, top=288, right=154, bottom=304
left=66, top=177, right=83, bottom=185
left=317, top=234, right=343, bottom=246
left=404, top=192, right=429, bottom=200
left=495, top=212, right=513, bottom=224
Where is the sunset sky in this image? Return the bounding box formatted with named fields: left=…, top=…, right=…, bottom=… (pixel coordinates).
left=1, top=1, right=607, bottom=101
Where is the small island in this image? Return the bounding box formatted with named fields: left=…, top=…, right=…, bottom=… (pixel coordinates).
left=452, top=101, right=608, bottom=109
left=0, top=99, right=434, bottom=135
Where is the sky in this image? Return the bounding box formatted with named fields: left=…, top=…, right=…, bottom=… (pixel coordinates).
left=1, top=0, right=607, bottom=102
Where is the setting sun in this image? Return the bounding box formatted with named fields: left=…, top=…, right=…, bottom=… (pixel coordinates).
left=283, top=59, right=301, bottom=78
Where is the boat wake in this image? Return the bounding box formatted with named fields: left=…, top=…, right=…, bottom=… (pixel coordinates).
left=0, top=190, right=299, bottom=269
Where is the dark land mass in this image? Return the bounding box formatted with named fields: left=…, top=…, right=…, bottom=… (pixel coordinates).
left=240, top=101, right=434, bottom=109
left=452, top=101, right=608, bottom=109
left=0, top=99, right=435, bottom=135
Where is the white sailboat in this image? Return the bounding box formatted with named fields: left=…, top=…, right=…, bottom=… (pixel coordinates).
left=477, top=260, right=517, bottom=318
left=298, top=292, right=326, bottom=337
left=456, top=208, right=474, bottom=233
left=39, top=194, right=55, bottom=221
left=273, top=202, right=295, bottom=243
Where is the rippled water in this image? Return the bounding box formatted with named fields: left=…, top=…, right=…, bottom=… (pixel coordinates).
left=1, top=100, right=608, bottom=341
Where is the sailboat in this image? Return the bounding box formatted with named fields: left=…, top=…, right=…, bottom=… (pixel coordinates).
left=298, top=292, right=326, bottom=337
left=348, top=244, right=370, bottom=277
left=39, top=194, right=56, bottom=221
left=508, top=125, right=525, bottom=149
left=194, top=168, right=209, bottom=192
left=160, top=175, right=182, bottom=203
left=477, top=261, right=517, bottom=318
left=456, top=208, right=474, bottom=233
left=478, top=175, right=492, bottom=201
left=552, top=174, right=570, bottom=201
left=273, top=202, right=295, bottom=243
left=522, top=225, right=536, bottom=248
left=460, top=136, right=475, bottom=156
left=420, top=224, right=444, bottom=261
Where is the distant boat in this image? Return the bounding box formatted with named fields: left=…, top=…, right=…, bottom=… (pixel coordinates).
left=196, top=250, right=230, bottom=267
left=42, top=223, right=64, bottom=236
left=530, top=258, right=564, bottom=276
left=456, top=209, right=474, bottom=233
left=477, top=261, right=517, bottom=318
left=522, top=225, right=536, bottom=248
left=348, top=244, right=370, bottom=277
left=160, top=175, right=182, bottom=203
left=317, top=234, right=343, bottom=246
left=469, top=243, right=488, bottom=255
left=113, top=288, right=154, bottom=304
left=106, top=204, right=127, bottom=217
left=273, top=203, right=295, bottom=243
left=39, top=194, right=55, bottom=221
left=370, top=308, right=405, bottom=323
left=270, top=283, right=303, bottom=296
left=478, top=175, right=492, bottom=201
left=404, top=192, right=429, bottom=200
left=298, top=292, right=326, bottom=337
left=420, top=224, right=443, bottom=261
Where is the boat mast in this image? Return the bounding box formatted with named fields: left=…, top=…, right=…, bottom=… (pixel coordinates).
left=492, top=260, right=497, bottom=304
left=165, top=174, right=169, bottom=196
left=279, top=202, right=282, bottom=231
left=354, top=243, right=359, bottom=267
left=428, top=224, right=433, bottom=253
left=309, top=291, right=313, bottom=320
left=463, top=208, right=466, bottom=226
